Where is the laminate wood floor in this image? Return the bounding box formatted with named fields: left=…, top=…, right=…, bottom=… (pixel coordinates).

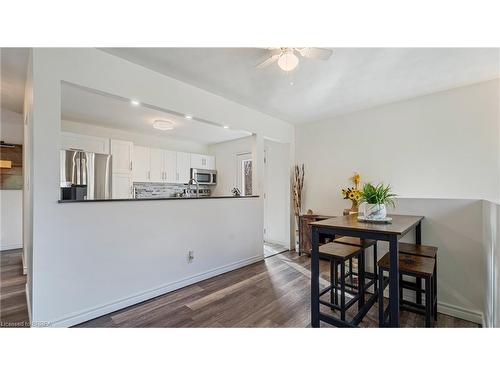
left=0, top=249, right=29, bottom=328
left=77, top=251, right=480, bottom=328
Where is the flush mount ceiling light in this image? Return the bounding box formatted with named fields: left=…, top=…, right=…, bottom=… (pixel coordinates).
left=223, top=125, right=229, bottom=129
left=184, top=114, right=193, bottom=120
left=256, top=47, right=333, bottom=72
left=152, top=119, right=174, bottom=131
left=131, top=99, right=140, bottom=106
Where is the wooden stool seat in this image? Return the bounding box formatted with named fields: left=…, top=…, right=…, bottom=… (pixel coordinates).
left=398, top=242, right=438, bottom=258
left=377, top=252, right=436, bottom=327
left=334, top=236, right=377, bottom=249
left=378, top=252, right=435, bottom=277
left=319, top=242, right=362, bottom=260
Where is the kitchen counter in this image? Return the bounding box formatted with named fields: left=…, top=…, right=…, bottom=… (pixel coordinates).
left=58, top=195, right=259, bottom=203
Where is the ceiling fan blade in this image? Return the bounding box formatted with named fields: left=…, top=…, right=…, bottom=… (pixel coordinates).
left=296, top=48, right=333, bottom=60
left=255, top=54, right=280, bottom=69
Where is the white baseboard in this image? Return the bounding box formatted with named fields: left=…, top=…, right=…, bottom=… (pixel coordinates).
left=437, top=301, right=484, bottom=325
left=380, top=289, right=483, bottom=325
left=46, top=254, right=264, bottom=328
left=0, top=243, right=23, bottom=251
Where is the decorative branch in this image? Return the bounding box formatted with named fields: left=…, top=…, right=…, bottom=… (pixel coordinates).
left=292, top=164, right=305, bottom=218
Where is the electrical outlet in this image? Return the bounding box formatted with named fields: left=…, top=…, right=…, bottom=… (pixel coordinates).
left=187, top=250, right=194, bottom=263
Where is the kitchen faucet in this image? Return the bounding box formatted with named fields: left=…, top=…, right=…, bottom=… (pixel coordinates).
left=187, top=178, right=199, bottom=198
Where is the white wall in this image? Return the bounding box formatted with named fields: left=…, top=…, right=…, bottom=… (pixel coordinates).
left=62, top=120, right=210, bottom=154
left=29, top=48, right=292, bottom=326
left=392, top=198, right=485, bottom=324
left=296, top=79, right=500, bottom=212
left=295, top=80, right=500, bottom=323
left=208, top=136, right=254, bottom=196
left=264, top=139, right=291, bottom=247
left=0, top=109, right=23, bottom=251
left=1, top=108, right=24, bottom=144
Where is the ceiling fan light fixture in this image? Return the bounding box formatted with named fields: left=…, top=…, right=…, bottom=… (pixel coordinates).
left=152, top=119, right=174, bottom=131
left=277, top=51, right=299, bottom=72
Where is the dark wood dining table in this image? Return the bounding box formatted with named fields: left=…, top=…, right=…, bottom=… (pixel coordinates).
left=309, top=214, right=424, bottom=327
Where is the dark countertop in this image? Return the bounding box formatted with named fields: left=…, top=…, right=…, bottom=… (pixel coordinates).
left=58, top=195, right=260, bottom=203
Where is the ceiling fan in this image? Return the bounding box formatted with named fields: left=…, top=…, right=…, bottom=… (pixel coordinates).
left=256, top=48, right=333, bottom=72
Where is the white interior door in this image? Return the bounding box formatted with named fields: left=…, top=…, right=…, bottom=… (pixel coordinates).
left=263, top=140, right=290, bottom=247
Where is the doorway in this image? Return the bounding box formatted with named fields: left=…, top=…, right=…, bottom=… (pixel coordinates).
left=263, top=139, right=290, bottom=258
left=236, top=152, right=253, bottom=196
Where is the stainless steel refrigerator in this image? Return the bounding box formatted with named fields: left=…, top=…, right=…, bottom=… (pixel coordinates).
left=60, top=150, right=112, bottom=200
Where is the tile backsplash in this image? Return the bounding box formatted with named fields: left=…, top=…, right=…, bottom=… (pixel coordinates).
left=133, top=182, right=186, bottom=199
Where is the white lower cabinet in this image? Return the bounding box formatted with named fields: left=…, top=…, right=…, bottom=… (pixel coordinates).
left=112, top=173, right=132, bottom=199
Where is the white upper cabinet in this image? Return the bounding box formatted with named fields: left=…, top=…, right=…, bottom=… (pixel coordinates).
left=133, top=145, right=150, bottom=182
left=149, top=148, right=164, bottom=182
left=176, top=152, right=191, bottom=183
left=110, top=139, right=133, bottom=174
left=164, top=150, right=177, bottom=183
left=61, top=132, right=109, bottom=154
left=191, top=153, right=215, bottom=170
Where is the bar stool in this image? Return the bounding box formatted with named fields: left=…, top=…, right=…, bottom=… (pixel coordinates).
left=334, top=236, right=378, bottom=293
left=377, top=252, right=436, bottom=327
left=399, top=243, right=438, bottom=320
left=318, top=242, right=365, bottom=321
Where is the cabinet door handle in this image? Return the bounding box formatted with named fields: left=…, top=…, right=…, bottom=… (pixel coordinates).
left=130, top=161, right=133, bottom=171
left=176, top=172, right=179, bottom=181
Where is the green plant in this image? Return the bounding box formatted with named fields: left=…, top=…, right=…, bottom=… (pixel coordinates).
left=359, top=183, right=397, bottom=208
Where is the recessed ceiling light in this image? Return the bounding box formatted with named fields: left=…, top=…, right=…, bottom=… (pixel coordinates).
left=223, top=125, right=229, bottom=129
left=131, top=99, right=140, bottom=106
left=153, top=120, right=174, bottom=131
left=184, top=114, right=193, bottom=120
left=290, top=81, right=294, bottom=86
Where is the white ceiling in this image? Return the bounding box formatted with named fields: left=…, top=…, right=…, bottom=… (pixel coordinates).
left=103, top=48, right=500, bottom=125
left=1, top=48, right=29, bottom=113
left=61, top=83, right=252, bottom=145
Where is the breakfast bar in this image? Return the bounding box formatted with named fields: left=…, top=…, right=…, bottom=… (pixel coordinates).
left=310, top=214, right=424, bottom=327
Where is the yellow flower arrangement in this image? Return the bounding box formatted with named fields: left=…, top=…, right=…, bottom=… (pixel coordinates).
left=341, top=173, right=362, bottom=206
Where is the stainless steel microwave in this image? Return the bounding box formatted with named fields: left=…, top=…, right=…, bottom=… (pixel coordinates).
left=191, top=168, right=217, bottom=185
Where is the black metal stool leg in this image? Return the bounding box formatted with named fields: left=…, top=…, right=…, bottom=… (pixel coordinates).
left=333, top=260, right=339, bottom=306
left=348, top=258, right=353, bottom=285
left=358, top=252, right=365, bottom=309
left=373, top=243, right=378, bottom=293
left=425, top=276, right=432, bottom=328
left=399, top=273, right=403, bottom=302
left=330, top=260, right=335, bottom=310
left=340, top=260, right=346, bottom=321
left=434, top=260, right=438, bottom=321
left=378, top=269, right=384, bottom=327
left=416, top=277, right=423, bottom=305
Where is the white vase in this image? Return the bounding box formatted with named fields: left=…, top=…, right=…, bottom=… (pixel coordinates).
left=363, top=203, right=387, bottom=219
